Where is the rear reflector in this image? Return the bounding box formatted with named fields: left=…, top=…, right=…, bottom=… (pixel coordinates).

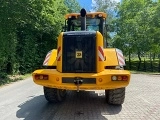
left=35, top=74, right=49, bottom=80
left=111, top=75, right=128, bottom=81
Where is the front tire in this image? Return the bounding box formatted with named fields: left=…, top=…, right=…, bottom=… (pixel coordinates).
left=44, top=87, right=66, bottom=103
left=105, top=87, right=125, bottom=105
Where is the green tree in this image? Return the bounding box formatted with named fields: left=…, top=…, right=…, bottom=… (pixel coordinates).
left=65, top=0, right=81, bottom=13
left=0, top=0, right=68, bottom=77
left=16, top=0, right=68, bottom=74
left=92, top=0, right=118, bottom=46
left=149, top=1, right=160, bottom=59
left=0, top=0, right=21, bottom=75
left=112, top=0, right=160, bottom=70
left=113, top=0, right=156, bottom=58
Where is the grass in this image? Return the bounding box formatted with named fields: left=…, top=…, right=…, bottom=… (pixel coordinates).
left=0, top=73, right=31, bottom=86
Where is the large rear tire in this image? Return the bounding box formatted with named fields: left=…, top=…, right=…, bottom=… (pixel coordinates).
left=44, top=87, right=66, bottom=103
left=105, top=87, right=125, bottom=105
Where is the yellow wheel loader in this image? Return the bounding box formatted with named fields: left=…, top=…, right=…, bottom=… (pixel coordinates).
left=32, top=9, right=130, bottom=105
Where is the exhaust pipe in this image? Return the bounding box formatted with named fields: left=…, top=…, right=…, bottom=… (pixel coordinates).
left=80, top=8, right=86, bottom=31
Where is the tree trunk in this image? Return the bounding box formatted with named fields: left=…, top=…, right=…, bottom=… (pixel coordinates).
left=143, top=59, right=146, bottom=72
left=159, top=59, right=160, bottom=72
left=129, top=49, right=131, bottom=70
left=149, top=52, right=152, bottom=61
left=137, top=51, right=141, bottom=71
left=153, top=53, right=155, bottom=61
left=6, top=56, right=13, bottom=74
left=150, top=60, right=153, bottom=72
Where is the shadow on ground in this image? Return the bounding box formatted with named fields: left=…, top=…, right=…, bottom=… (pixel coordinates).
left=16, top=90, right=122, bottom=120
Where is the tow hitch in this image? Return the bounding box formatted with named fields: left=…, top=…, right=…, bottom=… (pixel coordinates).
left=74, top=77, right=83, bottom=92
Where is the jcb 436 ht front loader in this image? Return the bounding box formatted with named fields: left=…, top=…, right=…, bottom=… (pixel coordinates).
left=32, top=9, right=130, bottom=105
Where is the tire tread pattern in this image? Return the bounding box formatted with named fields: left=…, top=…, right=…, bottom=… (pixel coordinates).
left=44, top=87, right=65, bottom=103
left=106, top=87, right=125, bottom=105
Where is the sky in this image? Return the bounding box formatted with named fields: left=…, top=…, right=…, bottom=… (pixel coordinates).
left=77, top=0, right=92, bottom=11
left=77, top=0, right=120, bottom=12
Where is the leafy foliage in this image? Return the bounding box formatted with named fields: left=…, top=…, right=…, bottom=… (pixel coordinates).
left=92, top=0, right=118, bottom=45
left=0, top=0, right=71, bottom=78
left=65, top=0, right=81, bottom=13
left=92, top=0, right=160, bottom=71
left=113, top=0, right=160, bottom=61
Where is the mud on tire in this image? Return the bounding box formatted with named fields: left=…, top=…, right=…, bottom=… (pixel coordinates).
left=105, top=87, right=125, bottom=105
left=44, top=87, right=66, bottom=103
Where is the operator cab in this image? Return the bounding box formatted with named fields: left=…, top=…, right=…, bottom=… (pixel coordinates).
left=64, top=10, right=107, bottom=36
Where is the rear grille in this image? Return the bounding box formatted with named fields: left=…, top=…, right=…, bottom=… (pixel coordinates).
left=62, top=31, right=96, bottom=73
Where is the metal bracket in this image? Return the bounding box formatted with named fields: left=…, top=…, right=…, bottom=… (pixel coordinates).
left=74, top=77, right=83, bottom=92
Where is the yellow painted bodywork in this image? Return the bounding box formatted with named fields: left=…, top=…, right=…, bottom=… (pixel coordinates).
left=65, top=12, right=107, bottom=19
left=32, top=11, right=130, bottom=90
left=104, top=49, right=119, bottom=66
left=96, top=31, right=104, bottom=72
left=32, top=31, right=130, bottom=90
left=44, top=48, right=119, bottom=67
left=46, top=49, right=57, bottom=66
left=32, top=69, right=130, bottom=90
left=57, top=32, right=63, bottom=72
left=45, top=32, right=119, bottom=68
left=55, top=31, right=107, bottom=72
left=44, top=49, right=119, bottom=67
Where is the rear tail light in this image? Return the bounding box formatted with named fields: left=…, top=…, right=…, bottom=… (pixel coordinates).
left=118, top=76, right=122, bottom=80
left=35, top=74, right=49, bottom=80
left=122, top=76, right=128, bottom=81
left=111, top=75, right=128, bottom=81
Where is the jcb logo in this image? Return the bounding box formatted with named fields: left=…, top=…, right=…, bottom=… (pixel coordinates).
left=76, top=51, right=82, bottom=58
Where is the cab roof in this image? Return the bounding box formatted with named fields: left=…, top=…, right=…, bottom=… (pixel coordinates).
left=65, top=12, right=107, bottom=19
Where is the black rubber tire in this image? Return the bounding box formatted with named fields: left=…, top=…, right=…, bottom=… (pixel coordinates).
left=105, top=87, right=125, bottom=105
left=44, top=87, right=66, bottom=103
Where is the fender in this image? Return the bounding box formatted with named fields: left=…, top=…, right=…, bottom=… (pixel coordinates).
left=43, top=49, right=57, bottom=66
left=104, top=48, right=125, bottom=67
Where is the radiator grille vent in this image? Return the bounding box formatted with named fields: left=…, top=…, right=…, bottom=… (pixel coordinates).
left=62, top=31, right=96, bottom=73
